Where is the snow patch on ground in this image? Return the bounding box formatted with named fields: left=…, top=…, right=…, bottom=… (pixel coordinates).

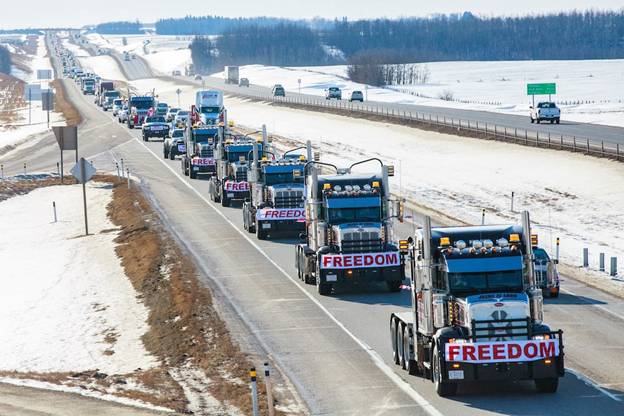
left=80, top=55, right=127, bottom=81
left=0, top=182, right=156, bottom=374
left=0, top=377, right=174, bottom=413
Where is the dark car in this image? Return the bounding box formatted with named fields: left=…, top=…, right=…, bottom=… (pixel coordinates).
left=272, top=84, right=285, bottom=97
left=142, top=116, right=170, bottom=142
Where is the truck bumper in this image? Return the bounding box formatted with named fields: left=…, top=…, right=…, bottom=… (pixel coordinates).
left=444, top=356, right=564, bottom=383
left=224, top=190, right=250, bottom=201
left=257, top=219, right=305, bottom=235
left=319, top=264, right=404, bottom=285
left=191, top=165, right=216, bottom=175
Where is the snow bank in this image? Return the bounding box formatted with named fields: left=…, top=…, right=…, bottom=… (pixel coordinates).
left=211, top=62, right=624, bottom=128
left=0, top=182, right=156, bottom=374
left=80, top=55, right=127, bottom=81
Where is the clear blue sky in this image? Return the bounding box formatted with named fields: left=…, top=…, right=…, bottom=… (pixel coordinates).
left=1, top=0, right=622, bottom=29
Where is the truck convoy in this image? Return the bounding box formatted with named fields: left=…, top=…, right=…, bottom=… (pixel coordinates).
left=127, top=95, right=155, bottom=128
left=242, top=136, right=310, bottom=240
left=209, top=135, right=260, bottom=207
left=295, top=159, right=405, bottom=295
left=224, top=66, right=240, bottom=85
left=389, top=212, right=564, bottom=396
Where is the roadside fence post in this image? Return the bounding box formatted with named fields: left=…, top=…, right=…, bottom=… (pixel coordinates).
left=0, top=164, right=3, bottom=179
left=481, top=209, right=485, bottom=225
left=556, top=238, right=560, bottom=263
left=599, top=253, right=605, bottom=272
left=611, top=257, right=618, bottom=277
left=601, top=141, right=605, bottom=157
left=126, top=168, right=130, bottom=189
left=583, top=248, right=589, bottom=268
left=52, top=201, right=57, bottom=223
left=511, top=191, right=515, bottom=212
left=560, top=135, right=563, bottom=150
left=121, top=158, right=125, bottom=177
left=57, top=162, right=60, bottom=177
left=573, top=137, right=576, bottom=152
left=116, top=162, right=120, bottom=178
left=586, top=139, right=590, bottom=154
left=23, top=162, right=26, bottom=175
left=250, top=367, right=260, bottom=416
left=264, top=362, right=275, bottom=416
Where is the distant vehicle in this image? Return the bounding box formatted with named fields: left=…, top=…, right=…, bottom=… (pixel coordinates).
left=349, top=90, right=364, bottom=102
left=530, top=102, right=560, bottom=124
left=533, top=245, right=560, bottom=298
left=172, top=70, right=181, bottom=77
left=164, top=129, right=185, bottom=159
left=174, top=110, right=189, bottom=129
left=224, top=66, right=239, bottom=85
left=112, top=99, right=124, bottom=116
left=192, top=90, right=223, bottom=126
left=194, top=74, right=203, bottom=81
left=102, top=90, right=121, bottom=111
left=239, top=77, right=250, bottom=87
left=166, top=107, right=181, bottom=123
left=118, top=105, right=129, bottom=123
left=123, top=52, right=130, bottom=61
left=128, top=96, right=155, bottom=128
left=155, top=102, right=169, bottom=116
left=325, top=87, right=342, bottom=100
left=272, top=84, right=285, bottom=97
left=82, top=78, right=96, bottom=95
left=142, top=116, right=170, bottom=141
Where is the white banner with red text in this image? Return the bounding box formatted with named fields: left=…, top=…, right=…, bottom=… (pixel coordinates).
left=191, top=157, right=215, bottom=166
left=256, top=208, right=305, bottom=221
left=224, top=181, right=249, bottom=192
left=445, top=339, right=559, bottom=363
left=320, top=252, right=401, bottom=269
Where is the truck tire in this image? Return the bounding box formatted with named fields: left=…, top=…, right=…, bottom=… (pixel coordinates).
left=257, top=227, right=267, bottom=240
left=143, top=134, right=148, bottom=142
left=391, top=318, right=400, bottom=365
left=318, top=282, right=332, bottom=296
left=536, top=119, right=541, bottom=124
left=433, top=345, right=457, bottom=397
left=248, top=210, right=256, bottom=233
left=550, top=119, right=554, bottom=124
left=189, top=168, right=197, bottom=179
left=402, top=327, right=419, bottom=376
left=221, top=194, right=230, bottom=207
left=535, top=378, right=558, bottom=393
left=169, top=151, right=175, bottom=161
left=163, top=148, right=169, bottom=159
left=387, top=280, right=402, bottom=292
left=183, top=161, right=189, bottom=176
left=556, top=118, right=560, bottom=124
left=530, top=117, right=535, bottom=124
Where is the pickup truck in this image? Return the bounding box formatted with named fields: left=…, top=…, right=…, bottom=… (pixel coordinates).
left=530, top=102, right=560, bottom=124
left=164, top=129, right=186, bottom=160
left=142, top=116, right=170, bottom=142
left=325, top=87, right=342, bottom=100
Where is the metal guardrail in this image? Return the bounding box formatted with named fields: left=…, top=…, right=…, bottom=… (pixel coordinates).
left=233, top=93, right=624, bottom=162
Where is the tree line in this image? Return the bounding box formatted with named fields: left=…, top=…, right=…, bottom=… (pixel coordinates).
left=94, top=21, right=142, bottom=34
left=156, top=16, right=295, bottom=35
left=189, top=24, right=331, bottom=72
left=327, top=11, right=624, bottom=62
left=0, top=46, right=11, bottom=75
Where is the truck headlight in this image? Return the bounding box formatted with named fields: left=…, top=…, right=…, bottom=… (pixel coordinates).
left=448, top=338, right=467, bottom=344
left=532, top=334, right=551, bottom=340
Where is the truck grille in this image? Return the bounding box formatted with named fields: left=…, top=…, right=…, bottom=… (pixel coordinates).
left=235, top=169, right=248, bottom=182
left=198, top=146, right=213, bottom=157
left=471, top=317, right=530, bottom=342
left=273, top=189, right=304, bottom=208
left=340, top=231, right=383, bottom=253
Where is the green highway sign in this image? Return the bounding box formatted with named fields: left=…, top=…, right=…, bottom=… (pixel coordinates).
left=527, top=83, right=556, bottom=95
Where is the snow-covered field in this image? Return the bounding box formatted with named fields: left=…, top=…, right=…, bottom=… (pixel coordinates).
left=0, top=36, right=64, bottom=151
left=0, top=181, right=156, bottom=374
left=134, top=77, right=624, bottom=281
left=212, top=62, right=624, bottom=128
left=86, top=33, right=191, bottom=76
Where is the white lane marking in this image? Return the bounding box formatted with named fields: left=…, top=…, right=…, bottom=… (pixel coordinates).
left=130, top=136, right=444, bottom=416
left=566, top=368, right=623, bottom=402
left=560, top=287, right=624, bottom=322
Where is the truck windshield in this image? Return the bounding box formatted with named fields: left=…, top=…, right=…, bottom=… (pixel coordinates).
left=227, top=152, right=248, bottom=163
left=132, top=99, right=153, bottom=109
left=194, top=133, right=215, bottom=143
left=448, top=270, right=523, bottom=296
left=327, top=207, right=381, bottom=224
left=200, top=106, right=220, bottom=114
left=265, top=173, right=302, bottom=185
left=105, top=92, right=120, bottom=97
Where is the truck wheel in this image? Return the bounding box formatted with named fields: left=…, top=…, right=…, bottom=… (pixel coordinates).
left=403, top=328, right=419, bottom=376
left=391, top=318, right=400, bottom=365
left=143, top=134, right=148, bottom=142
left=256, top=221, right=267, bottom=240
left=387, top=280, right=402, bottom=292
left=536, top=119, right=541, bottom=124
left=556, top=118, right=560, bottom=124
left=169, top=151, right=175, bottom=161
left=248, top=212, right=256, bottom=233
left=530, top=117, right=535, bottom=124
left=550, top=119, right=554, bottom=124
left=535, top=378, right=559, bottom=393
left=189, top=168, right=197, bottom=179
left=433, top=345, right=457, bottom=397
left=163, top=148, right=169, bottom=159
left=318, top=282, right=332, bottom=296
left=221, top=194, right=230, bottom=207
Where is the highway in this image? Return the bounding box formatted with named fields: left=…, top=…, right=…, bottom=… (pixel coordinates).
left=3, top=38, right=624, bottom=415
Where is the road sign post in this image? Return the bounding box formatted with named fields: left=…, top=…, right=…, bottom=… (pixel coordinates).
left=71, top=157, right=96, bottom=236
left=53, top=126, right=78, bottom=183
left=176, top=88, right=182, bottom=107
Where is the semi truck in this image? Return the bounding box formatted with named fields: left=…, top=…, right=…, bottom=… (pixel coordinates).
left=389, top=212, right=564, bottom=397
left=208, top=135, right=260, bottom=207
left=224, top=66, right=239, bottom=85
left=295, top=159, right=405, bottom=295
left=243, top=134, right=309, bottom=240
left=127, top=95, right=155, bottom=128
left=82, top=77, right=96, bottom=95
left=181, top=125, right=221, bottom=179
left=191, top=90, right=224, bottom=126
left=96, top=81, right=114, bottom=106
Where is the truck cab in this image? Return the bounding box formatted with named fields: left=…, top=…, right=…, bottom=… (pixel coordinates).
left=182, top=126, right=220, bottom=179
left=82, top=78, right=95, bottom=95
left=390, top=213, right=564, bottom=397
left=127, top=96, right=155, bottom=128
left=243, top=139, right=308, bottom=240
left=193, top=90, right=223, bottom=126
left=296, top=160, right=405, bottom=295
left=209, top=138, right=259, bottom=207
left=530, top=102, right=560, bottom=124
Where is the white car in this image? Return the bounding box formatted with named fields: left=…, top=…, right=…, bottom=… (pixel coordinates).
left=112, top=99, right=124, bottom=116
left=530, top=102, right=561, bottom=124
left=349, top=90, right=364, bottom=102
left=173, top=111, right=189, bottom=129
left=118, top=105, right=129, bottom=123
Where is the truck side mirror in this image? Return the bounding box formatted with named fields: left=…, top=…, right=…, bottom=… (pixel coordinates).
left=554, top=259, right=559, bottom=265
left=298, top=232, right=307, bottom=243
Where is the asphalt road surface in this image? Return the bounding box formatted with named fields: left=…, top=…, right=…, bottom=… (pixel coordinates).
left=3, top=48, right=624, bottom=414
